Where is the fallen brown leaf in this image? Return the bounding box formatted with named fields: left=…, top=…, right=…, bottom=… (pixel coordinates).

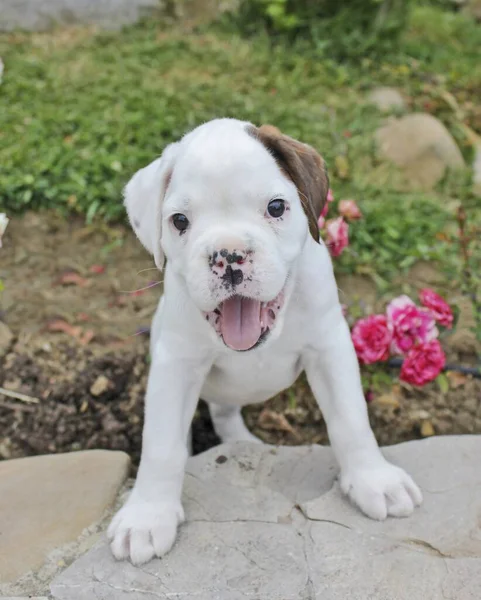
left=56, top=271, right=91, bottom=288
left=374, top=393, right=400, bottom=409
left=46, top=319, right=95, bottom=345
left=79, top=329, right=95, bottom=346
left=257, top=409, right=300, bottom=440
left=420, top=420, right=435, bottom=437
left=89, top=264, right=106, bottom=275
left=446, top=371, right=468, bottom=388
left=47, top=319, right=83, bottom=339
left=90, top=375, right=112, bottom=397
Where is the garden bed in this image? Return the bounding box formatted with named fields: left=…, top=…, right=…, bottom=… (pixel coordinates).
left=1, top=212, right=479, bottom=470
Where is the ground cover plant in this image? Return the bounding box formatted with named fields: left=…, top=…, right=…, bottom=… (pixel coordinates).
left=0, top=3, right=480, bottom=461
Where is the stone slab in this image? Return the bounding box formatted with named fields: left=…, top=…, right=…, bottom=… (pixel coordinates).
left=51, top=436, right=481, bottom=600
left=0, top=0, right=161, bottom=32
left=0, top=450, right=130, bottom=585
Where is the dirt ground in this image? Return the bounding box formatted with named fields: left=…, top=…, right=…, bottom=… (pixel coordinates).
left=1, top=212, right=480, bottom=472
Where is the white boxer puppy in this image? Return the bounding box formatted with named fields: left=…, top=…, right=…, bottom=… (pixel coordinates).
left=108, top=118, right=422, bottom=565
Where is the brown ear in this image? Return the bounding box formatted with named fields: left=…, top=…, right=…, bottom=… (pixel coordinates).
left=248, top=124, right=329, bottom=242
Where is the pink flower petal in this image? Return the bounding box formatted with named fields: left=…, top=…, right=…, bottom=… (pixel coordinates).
left=352, top=314, right=392, bottom=365
left=325, top=217, right=349, bottom=257
left=419, top=288, right=453, bottom=329
left=387, top=295, right=438, bottom=355
left=400, top=340, right=446, bottom=386
left=338, top=199, right=362, bottom=220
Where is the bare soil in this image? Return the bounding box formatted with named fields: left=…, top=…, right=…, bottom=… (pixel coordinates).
left=1, top=212, right=480, bottom=472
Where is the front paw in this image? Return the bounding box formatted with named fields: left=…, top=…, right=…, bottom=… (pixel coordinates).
left=340, top=461, right=423, bottom=521
left=107, top=499, right=184, bottom=565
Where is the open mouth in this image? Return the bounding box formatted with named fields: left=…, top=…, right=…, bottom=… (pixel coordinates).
left=204, top=290, right=285, bottom=352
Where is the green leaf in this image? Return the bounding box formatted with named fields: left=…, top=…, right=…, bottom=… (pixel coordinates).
left=437, top=373, right=449, bottom=394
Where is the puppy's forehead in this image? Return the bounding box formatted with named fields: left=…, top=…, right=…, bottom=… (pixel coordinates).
left=174, top=122, right=283, bottom=186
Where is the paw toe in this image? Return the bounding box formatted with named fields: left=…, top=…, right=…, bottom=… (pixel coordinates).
left=353, top=490, right=388, bottom=521
left=110, top=529, right=130, bottom=560
left=130, top=530, right=155, bottom=565
left=386, top=487, right=414, bottom=518
left=151, top=521, right=178, bottom=557
left=403, top=476, right=423, bottom=507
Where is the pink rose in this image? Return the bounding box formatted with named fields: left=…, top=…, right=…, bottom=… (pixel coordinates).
left=400, top=340, right=446, bottom=386
left=318, top=203, right=329, bottom=229
left=419, top=288, right=453, bottom=329
left=326, top=217, right=349, bottom=257
left=339, top=199, right=362, bottom=220
left=352, top=315, right=391, bottom=364
left=318, top=189, right=335, bottom=228
left=387, top=295, right=438, bottom=355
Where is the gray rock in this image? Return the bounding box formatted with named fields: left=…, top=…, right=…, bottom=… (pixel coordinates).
left=51, top=436, right=481, bottom=600
left=0, top=450, right=130, bottom=588
left=368, top=87, right=405, bottom=112
left=376, top=113, right=465, bottom=189
left=0, top=0, right=161, bottom=32
left=464, top=0, right=481, bottom=20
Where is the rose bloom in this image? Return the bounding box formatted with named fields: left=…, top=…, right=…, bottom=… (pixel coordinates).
left=325, top=217, right=349, bottom=257
left=400, top=339, right=446, bottom=386
left=387, top=295, right=438, bottom=355
left=339, top=199, right=362, bottom=220
left=352, top=315, right=391, bottom=364
left=318, top=203, right=329, bottom=229
left=419, top=288, right=453, bottom=329
left=327, top=188, right=334, bottom=203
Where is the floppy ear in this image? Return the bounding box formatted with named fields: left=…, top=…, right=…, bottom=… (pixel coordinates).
left=123, top=142, right=179, bottom=270
left=248, top=125, right=329, bottom=242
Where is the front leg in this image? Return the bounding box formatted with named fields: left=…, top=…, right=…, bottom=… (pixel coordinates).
left=108, top=341, right=211, bottom=565
left=303, top=312, right=422, bottom=520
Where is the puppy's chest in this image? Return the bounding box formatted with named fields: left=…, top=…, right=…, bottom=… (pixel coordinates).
left=202, top=349, right=302, bottom=406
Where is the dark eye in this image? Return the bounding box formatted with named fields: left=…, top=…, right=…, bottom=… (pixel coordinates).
left=172, top=213, right=189, bottom=232
left=267, top=199, right=285, bottom=218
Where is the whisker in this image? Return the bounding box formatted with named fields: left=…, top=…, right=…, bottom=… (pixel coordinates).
left=128, top=327, right=151, bottom=338
left=136, top=267, right=160, bottom=275
left=121, top=281, right=163, bottom=294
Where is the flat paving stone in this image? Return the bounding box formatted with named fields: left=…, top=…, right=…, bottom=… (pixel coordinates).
left=0, top=0, right=161, bottom=32
left=0, top=450, right=130, bottom=586
left=50, top=436, right=481, bottom=600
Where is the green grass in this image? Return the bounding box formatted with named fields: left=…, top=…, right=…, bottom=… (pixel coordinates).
left=0, top=5, right=480, bottom=292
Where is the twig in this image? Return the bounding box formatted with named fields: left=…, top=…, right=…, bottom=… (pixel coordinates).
left=0, top=401, right=36, bottom=412
left=0, top=386, right=39, bottom=404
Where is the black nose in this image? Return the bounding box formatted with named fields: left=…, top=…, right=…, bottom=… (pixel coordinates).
left=222, top=250, right=244, bottom=265
left=223, top=265, right=243, bottom=287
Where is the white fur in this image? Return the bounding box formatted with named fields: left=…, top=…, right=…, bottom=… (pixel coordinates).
left=108, top=118, right=422, bottom=565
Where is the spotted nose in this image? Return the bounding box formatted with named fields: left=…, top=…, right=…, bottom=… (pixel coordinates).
left=209, top=248, right=251, bottom=287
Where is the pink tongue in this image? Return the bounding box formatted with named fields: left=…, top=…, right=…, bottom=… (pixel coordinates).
left=221, top=296, right=262, bottom=351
